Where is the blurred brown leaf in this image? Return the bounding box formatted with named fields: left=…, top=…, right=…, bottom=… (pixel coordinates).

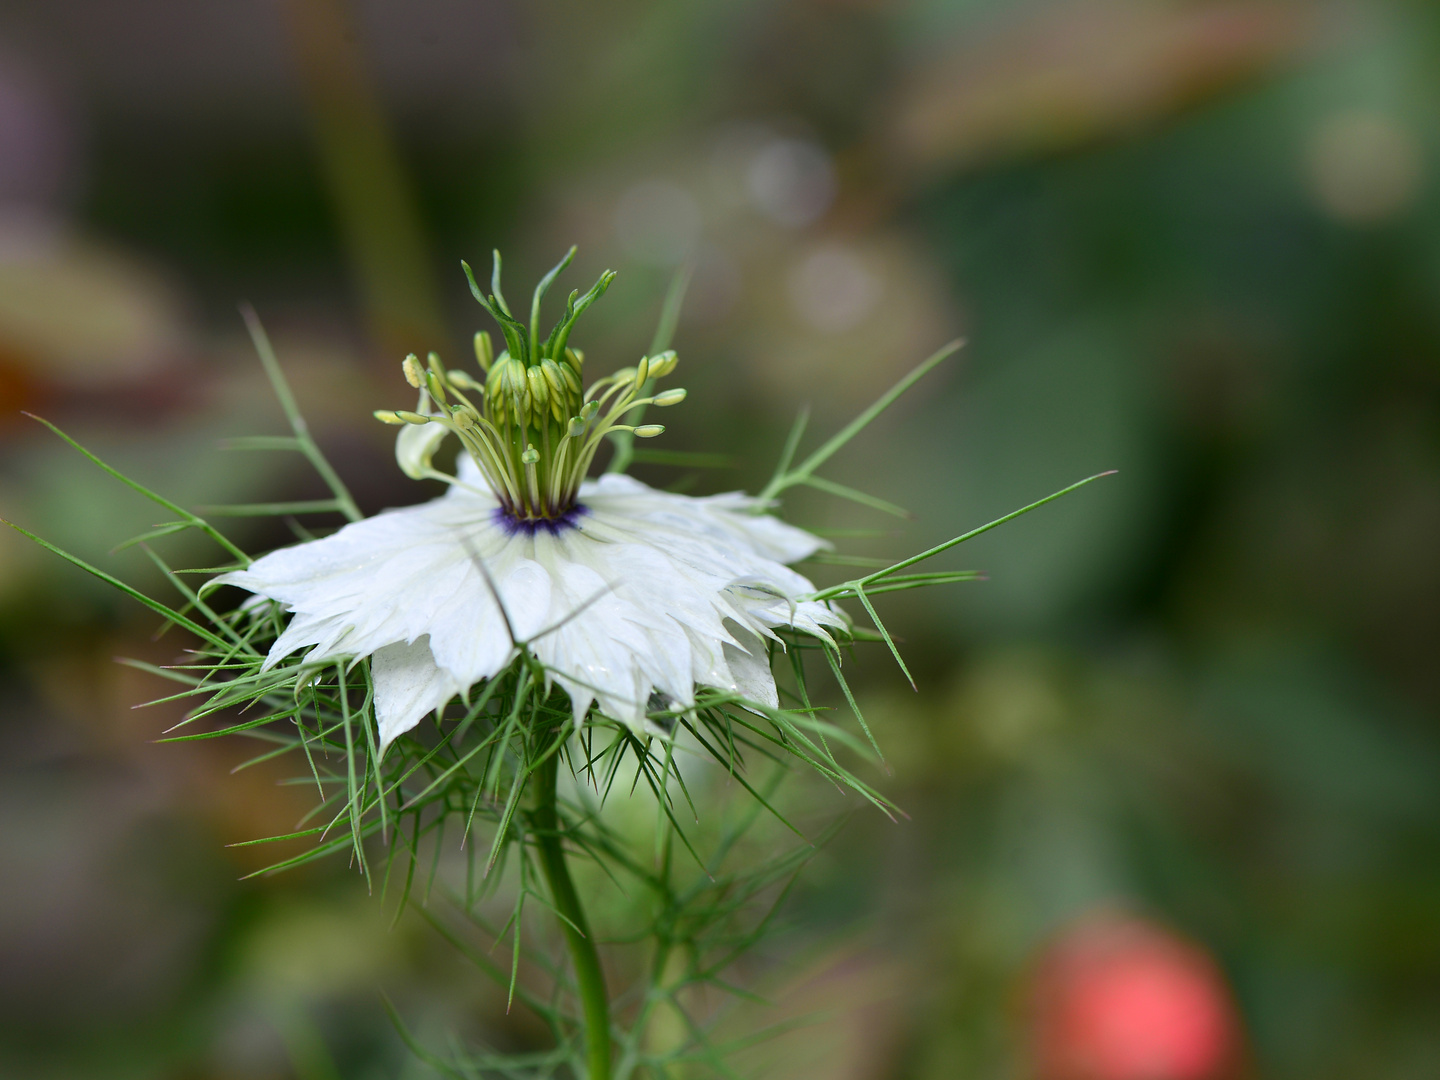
left=888, top=0, right=1312, bottom=178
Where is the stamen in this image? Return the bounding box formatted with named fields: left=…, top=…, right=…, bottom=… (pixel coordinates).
left=424, top=369, right=449, bottom=406
left=380, top=252, right=686, bottom=522
left=447, top=369, right=483, bottom=392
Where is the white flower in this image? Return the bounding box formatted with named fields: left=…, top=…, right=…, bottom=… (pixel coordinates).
left=217, top=250, right=849, bottom=750
left=216, top=458, right=844, bottom=749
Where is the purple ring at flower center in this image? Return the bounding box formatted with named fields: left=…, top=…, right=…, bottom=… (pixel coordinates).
left=492, top=503, right=588, bottom=537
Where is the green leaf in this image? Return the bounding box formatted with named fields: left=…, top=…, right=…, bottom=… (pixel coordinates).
left=218, top=435, right=305, bottom=451
left=240, top=306, right=362, bottom=522
left=799, top=474, right=912, bottom=518
left=23, top=412, right=252, bottom=564
left=811, top=470, right=1116, bottom=601
left=3, top=520, right=227, bottom=647
left=198, top=499, right=347, bottom=517
left=759, top=338, right=963, bottom=503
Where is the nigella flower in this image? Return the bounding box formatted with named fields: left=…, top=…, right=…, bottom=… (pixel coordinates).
left=217, top=250, right=845, bottom=749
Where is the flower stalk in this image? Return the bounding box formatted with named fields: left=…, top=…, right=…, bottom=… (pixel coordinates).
left=531, top=742, right=611, bottom=1080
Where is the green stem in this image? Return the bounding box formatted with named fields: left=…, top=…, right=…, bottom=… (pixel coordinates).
left=532, top=747, right=612, bottom=1080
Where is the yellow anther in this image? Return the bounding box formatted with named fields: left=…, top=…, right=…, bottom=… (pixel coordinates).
left=634, top=424, right=665, bottom=438
left=526, top=366, right=550, bottom=418
left=567, top=415, right=586, bottom=438
left=540, top=357, right=566, bottom=399
left=447, top=369, right=482, bottom=391
left=474, top=331, right=494, bottom=371
left=634, top=354, right=650, bottom=389
left=494, top=355, right=524, bottom=392
left=653, top=388, right=686, bottom=406
left=396, top=410, right=431, bottom=425
left=564, top=347, right=584, bottom=370
left=487, top=355, right=530, bottom=426
left=402, top=354, right=424, bottom=389
left=425, top=369, right=449, bottom=406
left=374, top=410, right=406, bottom=425
left=647, top=350, right=677, bottom=378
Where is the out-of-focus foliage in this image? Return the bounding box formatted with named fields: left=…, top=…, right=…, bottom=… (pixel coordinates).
left=2, top=1, right=1439, bottom=1078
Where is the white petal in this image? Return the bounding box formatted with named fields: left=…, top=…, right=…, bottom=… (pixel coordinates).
left=218, top=468, right=846, bottom=738
left=396, top=418, right=448, bottom=479
left=503, top=558, right=553, bottom=642
left=215, top=486, right=505, bottom=673
left=722, top=627, right=779, bottom=709
left=372, top=637, right=461, bottom=751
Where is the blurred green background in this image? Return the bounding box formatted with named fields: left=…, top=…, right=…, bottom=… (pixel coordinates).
left=2, top=0, right=1439, bottom=1077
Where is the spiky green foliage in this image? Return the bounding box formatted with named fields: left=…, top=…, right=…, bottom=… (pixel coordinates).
left=6, top=284, right=1110, bottom=1078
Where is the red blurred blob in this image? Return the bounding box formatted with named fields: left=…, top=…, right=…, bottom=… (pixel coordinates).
left=1028, top=912, right=1240, bottom=1080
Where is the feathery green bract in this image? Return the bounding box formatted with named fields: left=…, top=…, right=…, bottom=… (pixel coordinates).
left=7, top=301, right=1108, bottom=1078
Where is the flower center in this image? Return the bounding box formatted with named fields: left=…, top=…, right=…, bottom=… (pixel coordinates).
left=491, top=502, right=588, bottom=537
left=374, top=248, right=684, bottom=519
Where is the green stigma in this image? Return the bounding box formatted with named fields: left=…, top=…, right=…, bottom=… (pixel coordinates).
left=380, top=248, right=684, bottom=522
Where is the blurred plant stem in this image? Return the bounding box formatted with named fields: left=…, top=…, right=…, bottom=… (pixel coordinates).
left=531, top=742, right=612, bottom=1080
left=281, top=0, right=447, bottom=357
left=277, top=1008, right=343, bottom=1080
left=607, top=262, right=691, bottom=475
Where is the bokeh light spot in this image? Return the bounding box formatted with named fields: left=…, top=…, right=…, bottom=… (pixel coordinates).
left=613, top=178, right=702, bottom=265
left=746, top=137, right=836, bottom=227
left=1307, top=109, right=1423, bottom=224
left=787, top=243, right=882, bottom=333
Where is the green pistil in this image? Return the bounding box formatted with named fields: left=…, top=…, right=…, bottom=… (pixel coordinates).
left=375, top=250, right=685, bottom=522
